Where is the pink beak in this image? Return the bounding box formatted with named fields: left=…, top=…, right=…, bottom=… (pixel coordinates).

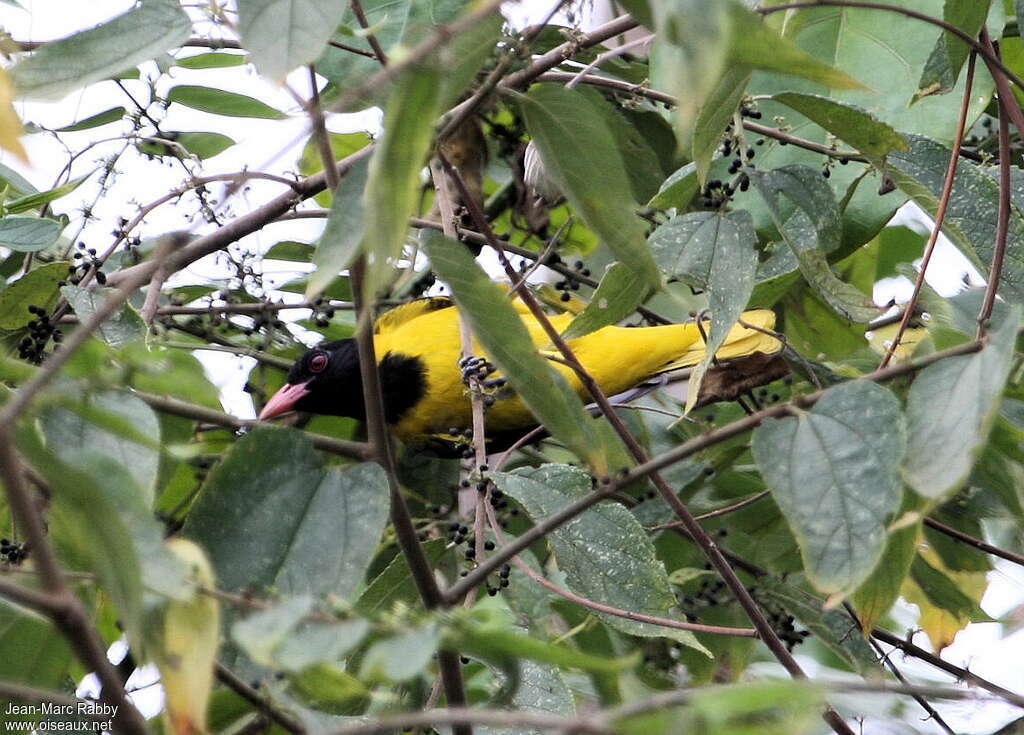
left=259, top=381, right=312, bottom=421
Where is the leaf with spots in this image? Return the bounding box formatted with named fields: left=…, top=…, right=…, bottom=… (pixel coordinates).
left=752, top=381, right=906, bottom=595
left=887, top=134, right=1024, bottom=305
left=493, top=464, right=709, bottom=654
left=649, top=210, right=758, bottom=410
left=561, top=263, right=649, bottom=341
left=903, top=306, right=1020, bottom=501
left=752, top=166, right=878, bottom=323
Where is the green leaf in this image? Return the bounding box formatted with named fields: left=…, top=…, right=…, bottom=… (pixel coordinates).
left=10, top=0, right=191, bottom=99
left=233, top=595, right=314, bottom=666
left=0, top=262, right=67, bottom=329
left=0, top=215, right=61, bottom=252
left=726, top=3, right=866, bottom=91
left=851, top=494, right=923, bottom=632
left=43, top=458, right=144, bottom=640
left=276, top=618, right=370, bottom=673
left=437, top=13, right=503, bottom=110
left=173, top=52, right=247, bottom=69
left=177, top=131, right=236, bottom=159
left=887, top=135, right=1024, bottom=304
left=781, top=282, right=868, bottom=363
left=615, top=680, right=823, bottom=735
left=650, top=209, right=758, bottom=408
left=477, top=659, right=575, bottom=735
left=519, top=84, right=661, bottom=289
left=361, top=64, right=441, bottom=299
left=307, top=156, right=370, bottom=298
left=233, top=595, right=369, bottom=672
left=771, top=93, right=909, bottom=162
left=903, top=306, right=1021, bottom=500
left=6, top=175, right=89, bottom=214
left=184, top=426, right=389, bottom=598
left=454, top=619, right=635, bottom=675
left=138, top=131, right=236, bottom=160
left=356, top=539, right=449, bottom=615
left=166, top=85, right=287, bottom=119
left=55, top=106, right=126, bottom=132
left=425, top=234, right=612, bottom=471
left=759, top=579, right=880, bottom=675
left=918, top=0, right=991, bottom=98
left=909, top=555, right=992, bottom=622
left=753, top=166, right=878, bottom=322
left=288, top=663, right=371, bottom=715
left=753, top=381, right=906, bottom=595
left=493, top=464, right=709, bottom=653
left=266, top=240, right=314, bottom=262
left=738, top=1, right=995, bottom=256
left=40, top=389, right=161, bottom=501
left=298, top=131, right=372, bottom=206
left=237, top=0, right=351, bottom=81
left=691, top=65, right=750, bottom=185
left=561, top=263, right=649, bottom=341
left=360, top=623, right=440, bottom=682
left=648, top=0, right=731, bottom=141
left=0, top=599, right=74, bottom=689
left=61, top=284, right=145, bottom=346
left=648, top=162, right=699, bottom=210
left=0, top=161, right=39, bottom=197
left=587, top=87, right=674, bottom=204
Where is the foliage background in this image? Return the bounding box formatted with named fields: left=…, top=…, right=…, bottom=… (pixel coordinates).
left=2, top=1, right=1024, bottom=735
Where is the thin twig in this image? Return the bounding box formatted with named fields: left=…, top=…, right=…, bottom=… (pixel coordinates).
left=852, top=606, right=958, bottom=735
left=977, top=31, right=1020, bottom=334
left=132, top=390, right=372, bottom=460
left=565, top=33, right=654, bottom=89
left=924, top=517, right=1024, bottom=568
left=871, top=628, right=1024, bottom=705
left=107, top=146, right=376, bottom=288
left=649, top=491, right=771, bottom=531
left=438, top=0, right=574, bottom=139
left=350, top=0, right=388, bottom=65
left=215, top=662, right=305, bottom=734
left=157, top=340, right=294, bottom=370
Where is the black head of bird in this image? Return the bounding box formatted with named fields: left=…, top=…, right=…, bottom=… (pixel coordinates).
left=260, top=339, right=366, bottom=421
left=259, top=338, right=430, bottom=425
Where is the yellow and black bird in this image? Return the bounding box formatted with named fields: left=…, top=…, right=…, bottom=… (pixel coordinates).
left=259, top=296, right=781, bottom=445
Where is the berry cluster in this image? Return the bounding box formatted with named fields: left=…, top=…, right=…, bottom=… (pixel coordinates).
left=554, top=260, right=590, bottom=302
left=17, top=304, right=63, bottom=365
left=457, top=357, right=508, bottom=420
left=0, top=538, right=27, bottom=565
left=65, top=242, right=106, bottom=285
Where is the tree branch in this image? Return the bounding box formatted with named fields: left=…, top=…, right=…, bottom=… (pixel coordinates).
left=879, top=53, right=975, bottom=367
left=214, top=662, right=305, bottom=734
left=131, top=390, right=372, bottom=460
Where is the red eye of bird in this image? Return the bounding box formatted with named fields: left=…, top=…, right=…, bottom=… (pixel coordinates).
left=309, top=353, right=328, bottom=373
